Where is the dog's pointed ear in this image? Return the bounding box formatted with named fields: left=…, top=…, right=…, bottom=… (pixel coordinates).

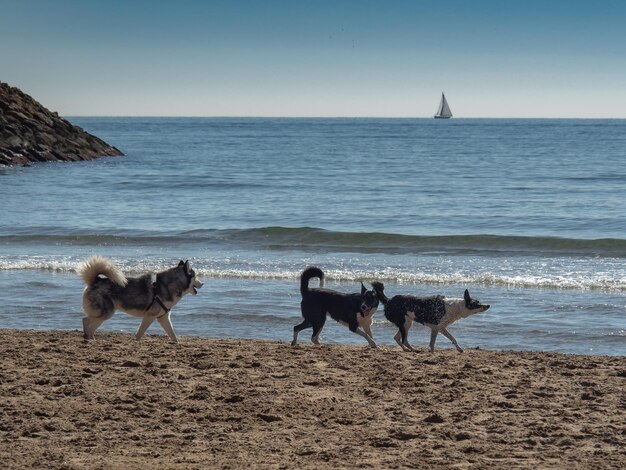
left=371, top=281, right=386, bottom=303
left=464, top=289, right=471, bottom=305
left=361, top=282, right=367, bottom=295
left=178, top=260, right=185, bottom=267
left=184, top=260, right=191, bottom=273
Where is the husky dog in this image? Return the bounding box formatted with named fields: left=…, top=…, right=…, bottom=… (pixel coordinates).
left=78, top=256, right=203, bottom=342
left=292, top=266, right=386, bottom=348
left=381, top=289, right=489, bottom=352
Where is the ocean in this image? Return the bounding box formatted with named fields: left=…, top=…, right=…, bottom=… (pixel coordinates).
left=1, top=118, right=624, bottom=355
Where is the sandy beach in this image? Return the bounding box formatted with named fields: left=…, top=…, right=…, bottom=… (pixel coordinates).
left=0, top=329, right=624, bottom=469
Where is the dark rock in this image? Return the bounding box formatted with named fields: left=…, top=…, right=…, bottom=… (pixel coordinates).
left=0, top=82, right=123, bottom=166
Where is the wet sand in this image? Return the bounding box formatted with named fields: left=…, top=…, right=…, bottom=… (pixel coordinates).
left=1, top=329, right=624, bottom=469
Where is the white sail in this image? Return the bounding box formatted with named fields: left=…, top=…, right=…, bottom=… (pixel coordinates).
left=434, top=93, right=452, bottom=119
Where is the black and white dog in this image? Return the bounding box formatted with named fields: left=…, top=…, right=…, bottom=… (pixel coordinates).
left=381, top=289, right=489, bottom=352
left=78, top=256, right=203, bottom=342
left=292, top=266, right=386, bottom=348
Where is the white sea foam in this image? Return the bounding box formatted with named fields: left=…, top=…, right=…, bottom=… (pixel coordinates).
left=1, top=257, right=624, bottom=292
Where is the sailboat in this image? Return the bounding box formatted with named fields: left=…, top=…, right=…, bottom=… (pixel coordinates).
left=434, top=92, right=452, bottom=119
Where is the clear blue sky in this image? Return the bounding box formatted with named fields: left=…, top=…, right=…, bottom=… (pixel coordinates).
left=2, top=0, right=626, bottom=117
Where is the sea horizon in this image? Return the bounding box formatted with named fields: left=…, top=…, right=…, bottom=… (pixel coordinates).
left=63, top=115, right=626, bottom=120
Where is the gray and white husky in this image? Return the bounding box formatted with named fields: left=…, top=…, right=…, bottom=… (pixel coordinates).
left=78, top=256, right=203, bottom=342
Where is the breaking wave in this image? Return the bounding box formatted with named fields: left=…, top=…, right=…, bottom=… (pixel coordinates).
left=2, top=226, right=625, bottom=257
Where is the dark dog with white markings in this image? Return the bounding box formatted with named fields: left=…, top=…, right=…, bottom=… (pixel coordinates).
left=380, top=289, right=489, bottom=352
left=291, top=266, right=386, bottom=348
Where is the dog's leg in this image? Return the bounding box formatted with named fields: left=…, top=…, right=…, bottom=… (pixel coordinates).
left=393, top=330, right=408, bottom=350
left=350, top=325, right=377, bottom=349
left=311, top=320, right=325, bottom=345
left=362, top=320, right=374, bottom=341
left=135, top=316, right=156, bottom=341
left=428, top=328, right=438, bottom=352
left=402, top=317, right=416, bottom=352
left=440, top=327, right=463, bottom=353
left=82, top=316, right=105, bottom=340
left=351, top=314, right=377, bottom=348
left=292, top=319, right=312, bottom=346
left=394, top=329, right=411, bottom=351
left=156, top=313, right=178, bottom=343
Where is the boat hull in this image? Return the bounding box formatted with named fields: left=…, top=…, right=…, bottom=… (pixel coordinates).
left=434, top=115, right=451, bottom=119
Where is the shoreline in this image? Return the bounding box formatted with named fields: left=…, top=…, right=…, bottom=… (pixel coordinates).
left=1, top=329, right=624, bottom=469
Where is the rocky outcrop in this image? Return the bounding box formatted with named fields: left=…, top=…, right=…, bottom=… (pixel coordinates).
left=0, top=82, right=123, bottom=166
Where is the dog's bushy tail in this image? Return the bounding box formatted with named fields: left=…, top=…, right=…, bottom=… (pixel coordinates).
left=300, top=266, right=324, bottom=296
left=78, top=256, right=128, bottom=287
left=371, top=281, right=388, bottom=305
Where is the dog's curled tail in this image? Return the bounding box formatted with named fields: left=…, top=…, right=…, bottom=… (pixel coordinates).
left=300, top=266, right=325, bottom=296
left=78, top=256, right=128, bottom=287
left=371, top=281, right=388, bottom=305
